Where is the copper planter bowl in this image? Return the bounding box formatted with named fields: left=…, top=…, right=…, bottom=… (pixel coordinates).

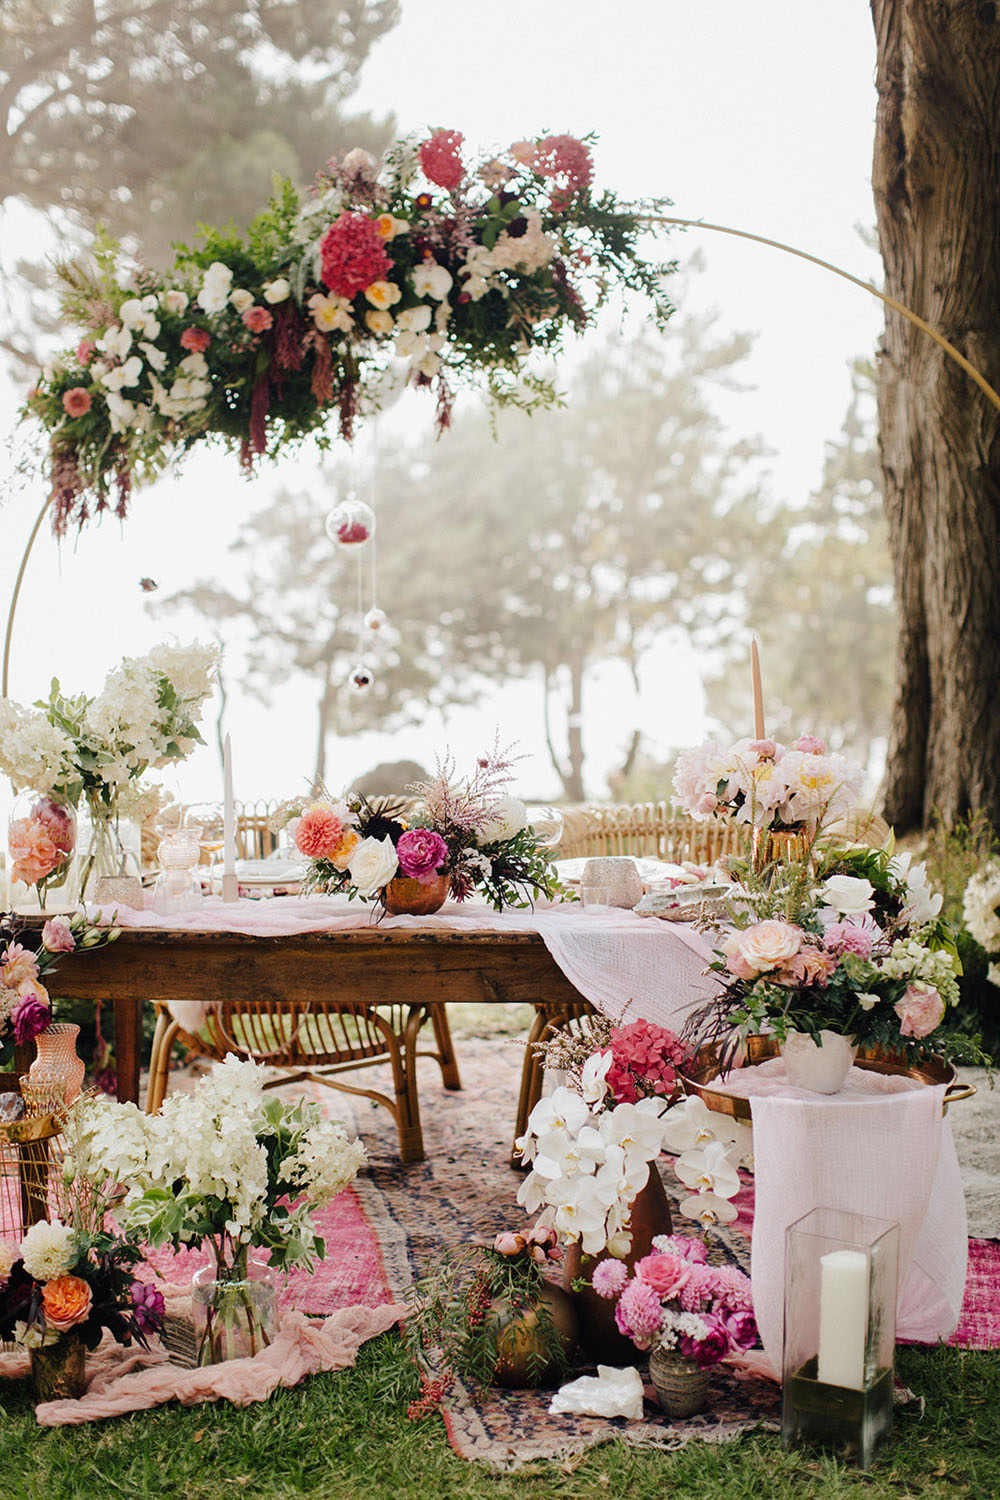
left=382, top=871, right=451, bottom=916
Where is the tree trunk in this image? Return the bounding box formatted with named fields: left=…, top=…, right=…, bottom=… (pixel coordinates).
left=871, top=0, right=1000, bottom=834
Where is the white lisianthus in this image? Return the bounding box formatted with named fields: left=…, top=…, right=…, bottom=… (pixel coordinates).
left=229, top=288, right=255, bottom=314
left=477, top=795, right=528, bottom=846
left=262, top=277, right=291, bottom=304
left=348, top=835, right=399, bottom=897
left=160, top=288, right=189, bottom=314
left=197, top=261, right=234, bottom=313
left=20, top=1218, right=78, bottom=1280
left=820, top=874, right=875, bottom=915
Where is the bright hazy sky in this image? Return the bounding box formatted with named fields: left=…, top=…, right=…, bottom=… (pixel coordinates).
left=0, top=2, right=883, bottom=811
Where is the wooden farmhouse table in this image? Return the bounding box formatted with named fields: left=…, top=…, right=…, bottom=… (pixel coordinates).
left=48, top=923, right=596, bottom=1161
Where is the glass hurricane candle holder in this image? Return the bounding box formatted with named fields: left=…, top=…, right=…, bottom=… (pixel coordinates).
left=781, top=1207, right=899, bottom=1469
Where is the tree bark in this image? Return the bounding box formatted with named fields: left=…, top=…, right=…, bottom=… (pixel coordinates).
left=871, top=0, right=1000, bottom=834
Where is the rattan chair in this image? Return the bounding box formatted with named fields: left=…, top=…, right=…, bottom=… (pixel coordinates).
left=555, top=803, right=744, bottom=864
left=146, top=999, right=461, bottom=1163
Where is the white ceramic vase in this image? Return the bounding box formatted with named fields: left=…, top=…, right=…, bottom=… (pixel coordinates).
left=779, top=1029, right=858, bottom=1094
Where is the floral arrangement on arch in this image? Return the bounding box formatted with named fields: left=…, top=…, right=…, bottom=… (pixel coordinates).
left=25, top=130, right=676, bottom=535
left=515, top=1014, right=691, bottom=1257
left=70, top=1055, right=367, bottom=1280
left=590, top=1234, right=756, bottom=1369
left=0, top=642, right=218, bottom=900
left=693, top=843, right=992, bottom=1068
left=0, top=912, right=119, bottom=1068
left=275, top=741, right=565, bottom=912
left=962, top=859, right=1000, bottom=989
left=672, top=733, right=865, bottom=835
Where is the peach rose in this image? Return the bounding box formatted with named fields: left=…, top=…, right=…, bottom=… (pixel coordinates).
left=329, top=829, right=360, bottom=871
left=41, top=1274, right=93, bottom=1330
left=894, top=983, right=945, bottom=1039
left=736, top=920, right=803, bottom=974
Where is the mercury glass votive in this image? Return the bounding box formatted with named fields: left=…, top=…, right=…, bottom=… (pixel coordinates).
left=781, top=1207, right=899, bottom=1469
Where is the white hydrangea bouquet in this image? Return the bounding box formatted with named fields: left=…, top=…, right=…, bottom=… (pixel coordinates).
left=0, top=641, right=218, bottom=898
left=70, top=1056, right=366, bottom=1279
left=963, top=859, right=1000, bottom=988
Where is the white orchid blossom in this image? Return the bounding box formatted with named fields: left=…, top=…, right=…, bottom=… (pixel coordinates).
left=674, top=1138, right=742, bottom=1201
left=679, top=1191, right=739, bottom=1227
left=580, top=1049, right=612, bottom=1107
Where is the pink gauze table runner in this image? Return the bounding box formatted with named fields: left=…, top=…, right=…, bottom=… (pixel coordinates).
left=87, top=893, right=720, bottom=1035
left=712, top=1057, right=967, bottom=1374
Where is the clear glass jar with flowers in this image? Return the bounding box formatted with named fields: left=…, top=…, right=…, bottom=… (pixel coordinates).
left=6, top=789, right=77, bottom=914
left=73, top=1056, right=366, bottom=1364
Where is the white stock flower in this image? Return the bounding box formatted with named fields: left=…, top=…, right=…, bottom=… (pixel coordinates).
left=197, top=261, right=234, bottom=314
left=348, top=835, right=399, bottom=896
left=281, top=1117, right=366, bottom=1206
left=20, top=1218, right=77, bottom=1280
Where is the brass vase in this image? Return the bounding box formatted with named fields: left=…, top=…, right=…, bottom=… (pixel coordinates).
left=489, top=1280, right=579, bottom=1388
left=30, top=1334, right=87, bottom=1402
left=562, top=1167, right=673, bottom=1364
left=383, top=871, right=450, bottom=916
left=750, top=826, right=809, bottom=875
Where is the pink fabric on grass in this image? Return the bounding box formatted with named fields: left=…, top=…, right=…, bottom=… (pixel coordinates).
left=89, top=893, right=720, bottom=1036
left=0, top=1282, right=404, bottom=1425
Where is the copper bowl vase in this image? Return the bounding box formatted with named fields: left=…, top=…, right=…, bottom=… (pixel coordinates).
left=382, top=871, right=450, bottom=916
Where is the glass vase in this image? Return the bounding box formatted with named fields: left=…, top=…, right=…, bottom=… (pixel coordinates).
left=27, top=1022, right=87, bottom=1109
left=6, top=789, right=77, bottom=914
left=191, top=1255, right=279, bottom=1365
left=77, top=803, right=141, bottom=904
left=29, top=1332, right=87, bottom=1402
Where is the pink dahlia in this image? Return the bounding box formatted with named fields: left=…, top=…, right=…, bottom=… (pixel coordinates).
left=294, top=807, right=345, bottom=860
left=320, top=212, right=393, bottom=301
left=823, top=920, right=876, bottom=959
left=180, top=326, right=211, bottom=353
left=614, top=1278, right=663, bottom=1347
left=591, top=1258, right=629, bottom=1299
left=61, top=386, right=92, bottom=418
left=396, top=828, right=449, bottom=884
left=241, top=306, right=273, bottom=334
left=418, top=129, right=465, bottom=190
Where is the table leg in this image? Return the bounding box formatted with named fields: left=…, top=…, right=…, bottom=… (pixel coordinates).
left=113, top=994, right=143, bottom=1104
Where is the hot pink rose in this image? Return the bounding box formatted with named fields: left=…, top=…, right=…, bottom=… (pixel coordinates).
left=735, top=920, right=803, bottom=974
left=635, top=1252, right=692, bottom=1300
left=12, top=983, right=52, bottom=1045
left=294, top=807, right=345, bottom=860
left=42, top=917, right=76, bottom=954
left=61, top=386, right=92, bottom=417
left=180, top=326, right=211, bottom=352
left=894, top=982, right=945, bottom=1038
left=396, top=828, right=449, bottom=884
left=241, top=306, right=273, bottom=334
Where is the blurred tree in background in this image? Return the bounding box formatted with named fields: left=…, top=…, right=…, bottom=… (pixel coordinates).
left=0, top=0, right=398, bottom=364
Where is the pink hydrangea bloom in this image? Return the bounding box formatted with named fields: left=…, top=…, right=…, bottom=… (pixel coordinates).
left=592, top=1258, right=629, bottom=1299
left=418, top=129, right=465, bottom=190
left=605, top=1018, right=688, bottom=1103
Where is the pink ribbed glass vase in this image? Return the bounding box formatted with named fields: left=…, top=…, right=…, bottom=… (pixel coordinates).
left=27, top=1023, right=86, bottom=1108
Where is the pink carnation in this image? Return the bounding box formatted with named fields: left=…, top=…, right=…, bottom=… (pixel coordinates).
left=62, top=386, right=92, bottom=417
left=592, top=1258, right=629, bottom=1299
left=320, top=212, right=393, bottom=301
left=614, top=1278, right=663, bottom=1348
left=894, top=982, right=945, bottom=1038
left=418, top=129, right=465, bottom=190
left=241, top=306, right=273, bottom=334
left=396, top=828, right=449, bottom=884
left=294, top=807, right=345, bottom=860
left=180, top=326, right=211, bottom=353
left=823, top=920, right=876, bottom=959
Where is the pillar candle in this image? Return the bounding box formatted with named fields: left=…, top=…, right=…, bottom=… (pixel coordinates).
left=750, top=637, right=766, bottom=739
left=816, top=1248, right=868, bottom=1389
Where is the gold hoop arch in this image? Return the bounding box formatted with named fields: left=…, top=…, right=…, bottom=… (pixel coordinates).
left=4, top=219, right=1000, bottom=698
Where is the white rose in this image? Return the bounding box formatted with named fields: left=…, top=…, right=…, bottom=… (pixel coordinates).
left=820, top=874, right=875, bottom=915
left=197, top=261, right=234, bottom=313
left=263, top=277, right=291, bottom=304
left=161, top=288, right=189, bottom=314
left=477, top=795, right=528, bottom=846
left=229, top=288, right=255, bottom=313
left=348, top=836, right=398, bottom=897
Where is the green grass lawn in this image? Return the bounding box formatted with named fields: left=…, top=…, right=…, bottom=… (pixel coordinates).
left=1, top=1335, right=996, bottom=1500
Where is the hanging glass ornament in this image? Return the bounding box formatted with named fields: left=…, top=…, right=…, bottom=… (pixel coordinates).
left=324, top=497, right=375, bottom=549
left=363, top=606, right=387, bottom=633
left=347, top=663, right=375, bottom=694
